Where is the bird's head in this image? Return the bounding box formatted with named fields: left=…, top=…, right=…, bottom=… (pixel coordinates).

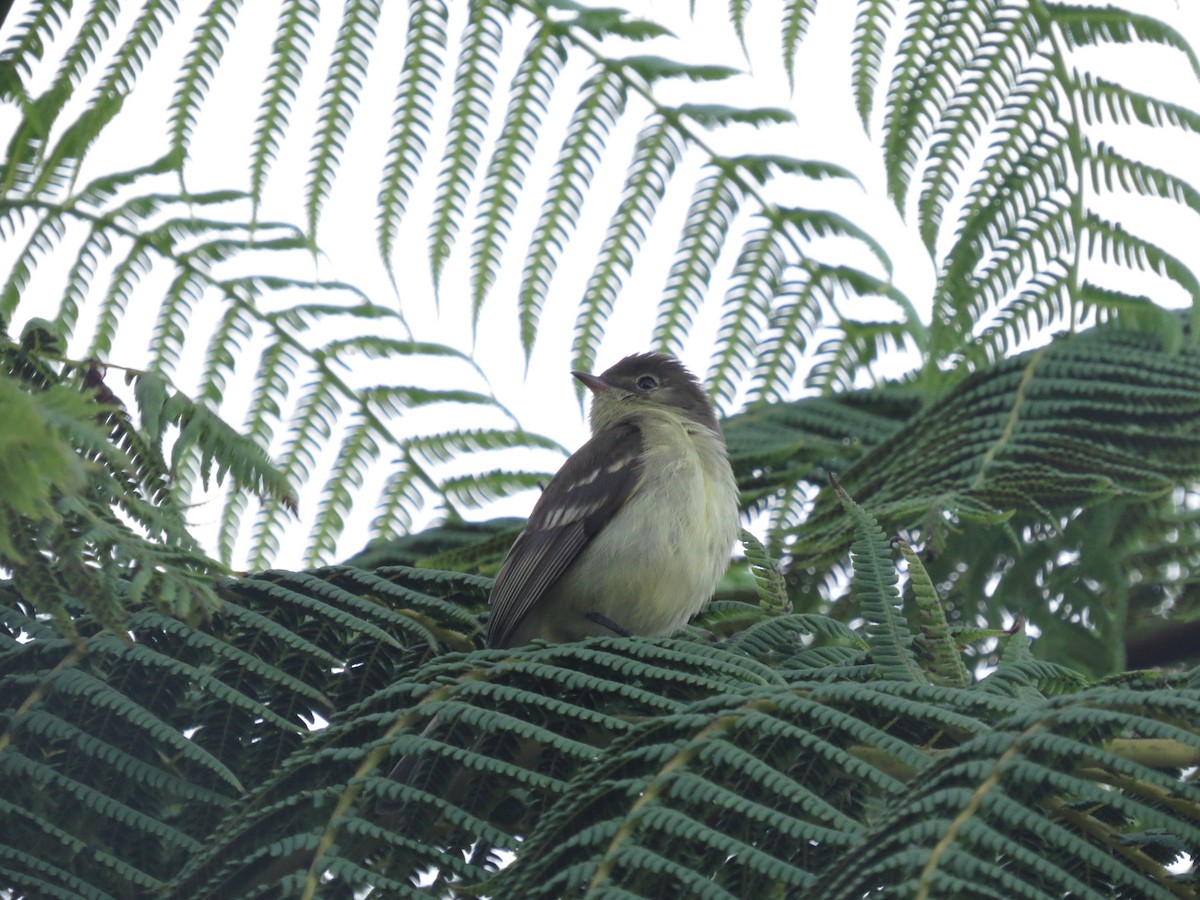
left=573, top=352, right=721, bottom=435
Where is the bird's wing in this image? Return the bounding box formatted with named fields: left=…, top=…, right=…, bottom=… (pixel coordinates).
left=486, top=417, right=645, bottom=648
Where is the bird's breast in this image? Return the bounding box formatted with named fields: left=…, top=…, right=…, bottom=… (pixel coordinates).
left=544, top=417, right=739, bottom=639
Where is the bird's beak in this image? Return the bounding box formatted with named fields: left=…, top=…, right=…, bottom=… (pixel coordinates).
left=572, top=371, right=611, bottom=394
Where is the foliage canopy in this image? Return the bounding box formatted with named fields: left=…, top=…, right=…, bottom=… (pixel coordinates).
left=1, top=0, right=1198, bottom=897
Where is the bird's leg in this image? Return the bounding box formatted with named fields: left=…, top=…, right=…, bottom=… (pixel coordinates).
left=585, top=612, right=633, bottom=637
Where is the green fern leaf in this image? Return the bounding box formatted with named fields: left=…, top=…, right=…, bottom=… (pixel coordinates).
left=850, top=0, right=895, bottom=125
left=0, top=1, right=71, bottom=85
left=748, top=264, right=915, bottom=405
left=879, top=1, right=946, bottom=207
left=779, top=206, right=892, bottom=277
left=676, top=103, right=792, bottom=127
left=730, top=0, right=750, bottom=55
left=917, top=3, right=1037, bottom=252
left=1079, top=73, right=1200, bottom=133
left=85, top=0, right=177, bottom=118
left=429, top=0, right=505, bottom=291
left=518, top=67, right=627, bottom=360
left=706, top=220, right=786, bottom=409
left=896, top=539, right=971, bottom=688
left=781, top=0, right=817, bottom=92
left=169, top=0, right=239, bottom=162
left=739, top=528, right=790, bottom=615
left=1083, top=212, right=1200, bottom=310
left=471, top=25, right=565, bottom=325
left=620, top=55, right=739, bottom=84
left=575, top=116, right=682, bottom=375
left=55, top=226, right=110, bottom=342
left=831, top=476, right=927, bottom=684
left=310, top=416, right=381, bottom=565
left=440, top=468, right=551, bottom=511
left=88, top=239, right=153, bottom=359
left=377, top=0, right=449, bottom=277
left=807, top=319, right=913, bottom=394
left=199, top=303, right=254, bottom=407
left=654, top=166, right=741, bottom=355
left=249, top=0, right=319, bottom=212
left=0, top=209, right=66, bottom=323
left=1046, top=2, right=1200, bottom=77
left=305, top=0, right=380, bottom=239
left=1087, top=140, right=1200, bottom=219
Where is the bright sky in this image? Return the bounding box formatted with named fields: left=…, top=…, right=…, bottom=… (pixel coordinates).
left=2, top=0, right=1197, bottom=568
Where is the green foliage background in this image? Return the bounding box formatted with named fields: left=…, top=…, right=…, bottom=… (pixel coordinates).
left=1, top=0, right=1198, bottom=897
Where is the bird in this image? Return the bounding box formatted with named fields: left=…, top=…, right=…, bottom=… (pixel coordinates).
left=485, top=351, right=740, bottom=648
left=376, top=353, right=739, bottom=818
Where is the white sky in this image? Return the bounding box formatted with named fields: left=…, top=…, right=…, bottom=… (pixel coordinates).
left=1, top=0, right=1198, bottom=568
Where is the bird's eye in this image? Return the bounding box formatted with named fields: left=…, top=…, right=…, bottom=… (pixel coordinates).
left=636, top=374, right=659, bottom=390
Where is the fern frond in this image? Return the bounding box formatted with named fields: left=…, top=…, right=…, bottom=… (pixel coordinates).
left=1079, top=282, right=1186, bottom=351
left=198, top=303, right=254, bottom=407
left=1045, top=2, right=1200, bottom=76
left=850, top=0, right=896, bottom=126
left=471, top=24, right=565, bottom=324
left=0, top=563, right=483, bottom=895
left=87, top=0, right=177, bottom=107
left=370, top=459, right=427, bottom=542
left=169, top=0, right=240, bottom=164
left=167, top=388, right=296, bottom=515
left=896, top=539, right=972, bottom=688
left=574, top=116, right=682, bottom=375
left=706, top=219, right=785, bottom=410
left=917, top=1, right=1037, bottom=251
left=619, top=55, right=740, bottom=85
left=740, top=529, right=790, bottom=616
left=55, top=225, right=110, bottom=341
left=150, top=269, right=204, bottom=373
left=729, top=0, right=750, bottom=55
left=232, top=339, right=305, bottom=559
left=9, top=2, right=113, bottom=193
left=249, top=0, right=319, bottom=211
left=832, top=476, right=927, bottom=684
left=310, top=417, right=380, bottom=565
left=933, top=65, right=1064, bottom=359
left=429, top=0, right=505, bottom=291
left=780, top=205, right=892, bottom=276
left=817, top=685, right=1200, bottom=899
left=781, top=0, right=818, bottom=92
left=970, top=265, right=1072, bottom=366
left=731, top=152, right=857, bottom=185
left=305, top=0, right=380, bottom=239
left=0, top=377, right=90, bottom=559
left=440, top=468, right=550, bottom=511
left=880, top=1, right=949, bottom=208
left=518, top=66, right=626, bottom=360
left=653, top=166, right=742, bottom=356
left=793, top=317, right=1200, bottom=610
left=806, top=319, right=913, bottom=394
left=971, top=200, right=1073, bottom=328
left=1083, top=212, right=1200, bottom=308
left=87, top=238, right=154, bottom=359
left=0, top=0, right=71, bottom=82
left=747, top=265, right=826, bottom=405
left=377, top=0, right=449, bottom=275
left=1087, top=140, right=1200, bottom=219
left=1078, top=73, right=1200, bottom=133
left=406, top=427, right=564, bottom=465
left=57, top=667, right=244, bottom=790
left=0, top=208, right=66, bottom=323
left=676, top=103, right=792, bottom=128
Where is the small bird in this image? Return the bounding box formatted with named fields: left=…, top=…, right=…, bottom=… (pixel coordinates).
left=486, top=351, right=740, bottom=648
left=377, top=353, right=739, bottom=816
